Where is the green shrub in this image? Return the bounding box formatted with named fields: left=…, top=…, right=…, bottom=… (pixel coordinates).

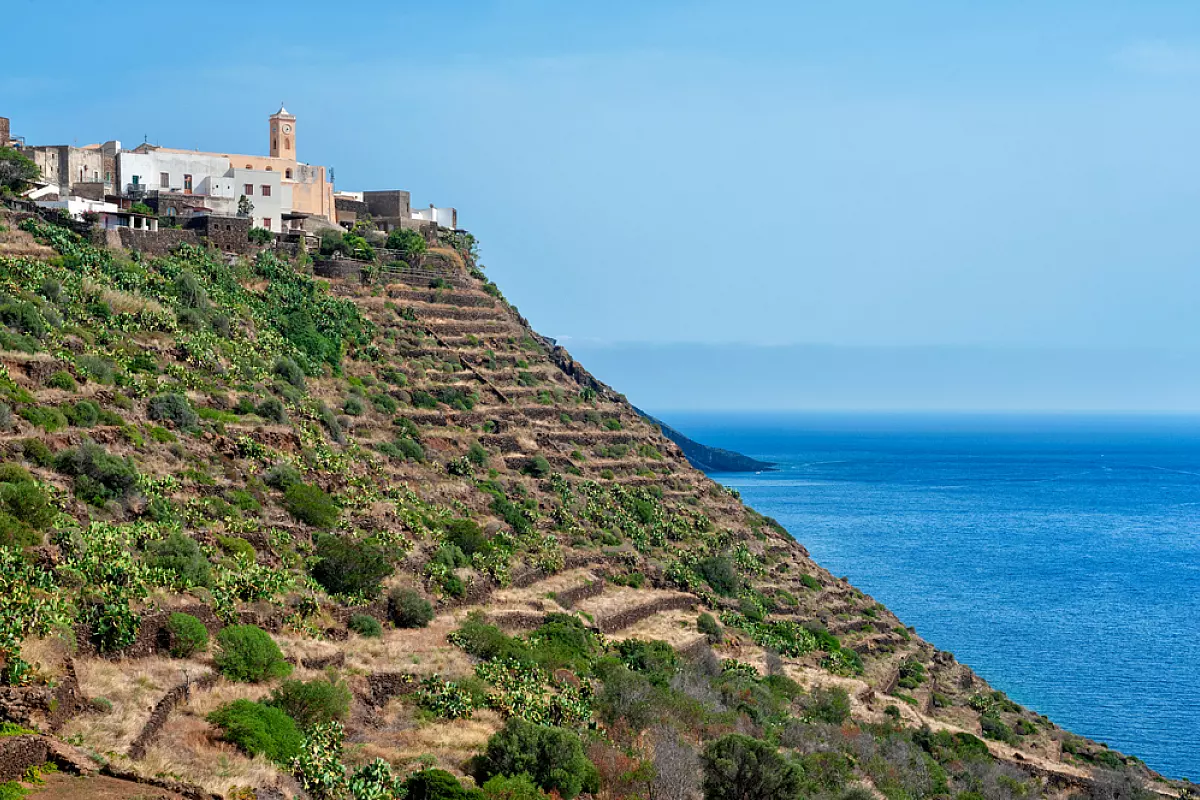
left=798, top=686, right=851, bottom=724
left=21, top=439, right=52, bottom=468
left=264, top=462, right=302, bottom=490
left=54, top=441, right=138, bottom=505
left=389, top=586, right=434, bottom=628
left=63, top=400, right=99, bottom=427
left=981, top=714, right=1016, bottom=744
left=214, top=625, right=292, bottom=682
left=522, top=455, right=551, bottom=478
left=402, top=768, right=481, bottom=800
left=395, top=437, right=424, bottom=462
left=207, top=699, right=302, bottom=764
left=349, top=614, right=383, bottom=638
left=311, top=535, right=392, bottom=597
left=479, top=774, right=547, bottom=800
left=46, top=371, right=77, bottom=391
left=255, top=396, right=287, bottom=423
left=445, top=518, right=487, bottom=557
left=467, top=441, right=489, bottom=467
left=342, top=396, right=364, bottom=416
left=370, top=393, right=398, bottom=414
left=216, top=535, right=256, bottom=560
left=19, top=406, right=66, bottom=433
left=146, top=531, right=212, bottom=588
left=701, top=734, right=801, bottom=800
left=267, top=678, right=351, bottom=729
left=800, top=574, right=821, bottom=591
left=385, top=227, right=427, bottom=256
left=697, top=556, right=740, bottom=596
left=77, top=355, right=114, bottom=384
left=165, top=612, right=209, bottom=658
left=284, top=482, right=340, bottom=528
left=697, top=613, right=723, bottom=644
left=449, top=613, right=529, bottom=663
left=248, top=227, right=274, bottom=244
left=471, top=719, right=598, bottom=800
left=147, top=392, right=198, bottom=430
left=411, top=390, right=438, bottom=409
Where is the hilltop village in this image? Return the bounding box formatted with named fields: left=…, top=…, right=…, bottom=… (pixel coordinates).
left=0, top=112, right=1188, bottom=800
left=0, top=108, right=456, bottom=252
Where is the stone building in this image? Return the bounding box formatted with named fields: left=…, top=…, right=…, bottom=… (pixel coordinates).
left=23, top=143, right=117, bottom=198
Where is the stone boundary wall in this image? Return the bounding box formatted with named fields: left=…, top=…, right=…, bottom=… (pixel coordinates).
left=0, top=657, right=86, bottom=732
left=127, top=672, right=219, bottom=760
left=596, top=595, right=697, bottom=634
left=364, top=673, right=419, bottom=707
left=118, top=227, right=201, bottom=254
left=553, top=579, right=607, bottom=609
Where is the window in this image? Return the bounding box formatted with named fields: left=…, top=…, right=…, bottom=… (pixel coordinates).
left=245, top=164, right=252, bottom=169
left=244, top=184, right=254, bottom=196
left=166, top=206, right=177, bottom=217
left=263, top=218, right=272, bottom=231
left=131, top=175, right=140, bottom=185
left=261, top=185, right=271, bottom=197
left=266, top=166, right=272, bottom=171
left=272, top=139, right=278, bottom=152
left=284, top=137, right=291, bottom=151
left=285, top=168, right=293, bottom=179
left=183, top=174, right=193, bottom=193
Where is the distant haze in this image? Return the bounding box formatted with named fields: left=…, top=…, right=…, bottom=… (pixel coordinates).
left=568, top=342, right=1200, bottom=413
left=6, top=1, right=1200, bottom=410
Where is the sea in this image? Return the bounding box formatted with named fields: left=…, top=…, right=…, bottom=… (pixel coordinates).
left=656, top=411, right=1200, bottom=779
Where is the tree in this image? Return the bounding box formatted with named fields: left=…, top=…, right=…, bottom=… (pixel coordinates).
left=701, top=734, right=801, bottom=800
left=471, top=719, right=598, bottom=800
left=0, top=148, right=39, bottom=193
left=649, top=726, right=701, bottom=800
left=386, top=227, right=427, bottom=257
left=238, top=195, right=254, bottom=217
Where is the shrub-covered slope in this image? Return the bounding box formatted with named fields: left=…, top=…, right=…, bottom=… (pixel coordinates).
left=0, top=211, right=1178, bottom=800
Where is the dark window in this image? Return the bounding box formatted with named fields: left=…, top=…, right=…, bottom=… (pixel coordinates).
left=244, top=184, right=253, bottom=195
left=285, top=168, right=293, bottom=179
left=183, top=174, right=192, bottom=192
left=160, top=172, right=169, bottom=187
left=261, top=185, right=271, bottom=197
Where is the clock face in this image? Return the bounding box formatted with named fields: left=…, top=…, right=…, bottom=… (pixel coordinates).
left=282, top=124, right=292, bottom=134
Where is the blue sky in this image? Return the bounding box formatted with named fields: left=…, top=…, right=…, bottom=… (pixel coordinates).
left=7, top=1, right=1200, bottom=409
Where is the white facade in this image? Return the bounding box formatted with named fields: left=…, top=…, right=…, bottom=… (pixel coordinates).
left=411, top=204, right=458, bottom=229
left=230, top=168, right=289, bottom=231
left=35, top=197, right=158, bottom=231
left=118, top=150, right=231, bottom=195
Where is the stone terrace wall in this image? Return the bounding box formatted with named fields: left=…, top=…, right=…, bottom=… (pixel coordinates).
left=119, top=227, right=200, bottom=255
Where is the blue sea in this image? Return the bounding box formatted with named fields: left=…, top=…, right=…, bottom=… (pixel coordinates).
left=659, top=412, right=1200, bottom=779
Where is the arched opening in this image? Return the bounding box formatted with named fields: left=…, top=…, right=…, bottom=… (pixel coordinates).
left=284, top=137, right=291, bottom=151
left=285, top=168, right=293, bottom=179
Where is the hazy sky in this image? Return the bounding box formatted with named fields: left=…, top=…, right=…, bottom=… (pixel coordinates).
left=6, top=1, right=1200, bottom=409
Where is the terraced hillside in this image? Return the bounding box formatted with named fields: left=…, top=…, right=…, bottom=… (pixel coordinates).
left=0, top=208, right=1181, bottom=800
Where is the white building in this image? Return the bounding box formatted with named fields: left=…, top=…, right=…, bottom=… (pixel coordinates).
left=116, top=149, right=290, bottom=231
left=36, top=197, right=158, bottom=231
left=411, top=204, right=458, bottom=229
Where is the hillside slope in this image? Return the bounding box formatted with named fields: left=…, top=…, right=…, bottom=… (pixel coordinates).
left=0, top=209, right=1178, bottom=800
left=633, top=408, right=776, bottom=473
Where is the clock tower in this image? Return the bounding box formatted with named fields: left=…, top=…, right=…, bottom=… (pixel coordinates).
left=269, top=106, right=296, bottom=160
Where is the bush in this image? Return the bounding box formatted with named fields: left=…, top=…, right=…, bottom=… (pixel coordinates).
left=207, top=699, right=302, bottom=764
left=21, top=439, right=52, bottom=468
left=19, top=405, right=66, bottom=433
left=385, top=227, right=428, bottom=256
left=311, top=535, right=392, bottom=597
left=214, top=625, right=292, bottom=682
left=267, top=678, right=351, bottom=729
left=342, top=396, right=363, bottom=416
left=54, top=441, right=138, bottom=505
left=264, top=462, right=301, bottom=490
left=445, top=518, right=487, bottom=557
left=697, top=556, right=740, bottom=596
left=284, top=481, right=340, bottom=527
left=467, top=441, right=489, bottom=467
left=797, top=686, right=851, bottom=724
left=165, top=612, right=208, bottom=658
left=481, top=775, right=547, bottom=800
left=522, top=455, right=551, bottom=478
left=471, top=719, right=598, bottom=800
left=701, top=734, right=802, bottom=800
left=147, top=392, right=198, bottom=430
left=46, top=370, right=77, bottom=391
left=402, top=769, right=482, bottom=800
left=77, top=355, right=115, bottom=384
left=449, top=613, right=529, bottom=663
left=216, top=535, right=256, bottom=560
left=349, top=614, right=383, bottom=638
left=248, top=227, right=274, bottom=244
left=255, top=396, right=287, bottom=423
left=389, top=586, right=434, bottom=628
left=146, top=531, right=212, bottom=588
left=63, top=400, right=99, bottom=427
left=697, top=613, right=723, bottom=643
left=396, top=437, right=424, bottom=462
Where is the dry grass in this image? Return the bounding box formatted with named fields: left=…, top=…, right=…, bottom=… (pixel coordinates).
left=140, top=714, right=287, bottom=797
left=342, top=613, right=476, bottom=679
left=353, top=706, right=503, bottom=775
left=60, top=656, right=209, bottom=755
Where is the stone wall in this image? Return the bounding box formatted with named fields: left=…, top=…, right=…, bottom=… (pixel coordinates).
left=363, top=190, right=411, bottom=220
left=118, top=227, right=200, bottom=255
left=187, top=215, right=252, bottom=253
left=0, top=117, right=9, bottom=147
